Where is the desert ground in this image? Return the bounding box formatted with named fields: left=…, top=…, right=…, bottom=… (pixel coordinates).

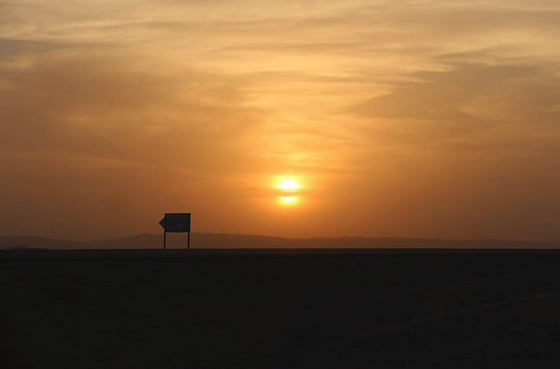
left=2, top=249, right=560, bottom=368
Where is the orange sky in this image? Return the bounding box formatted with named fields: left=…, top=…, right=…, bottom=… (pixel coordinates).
left=1, top=0, right=560, bottom=241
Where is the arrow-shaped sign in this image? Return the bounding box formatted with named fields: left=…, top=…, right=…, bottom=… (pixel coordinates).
left=159, top=213, right=191, bottom=249
left=159, top=213, right=191, bottom=232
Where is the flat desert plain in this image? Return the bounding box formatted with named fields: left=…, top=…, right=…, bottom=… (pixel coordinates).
left=2, top=249, right=560, bottom=368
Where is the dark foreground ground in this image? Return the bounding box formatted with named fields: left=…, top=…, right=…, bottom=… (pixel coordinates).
left=2, top=249, right=560, bottom=368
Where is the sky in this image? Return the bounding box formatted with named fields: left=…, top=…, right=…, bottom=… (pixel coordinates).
left=1, top=0, right=560, bottom=242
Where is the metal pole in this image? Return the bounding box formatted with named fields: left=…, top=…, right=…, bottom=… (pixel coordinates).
left=187, top=232, right=190, bottom=250
left=164, top=231, right=167, bottom=250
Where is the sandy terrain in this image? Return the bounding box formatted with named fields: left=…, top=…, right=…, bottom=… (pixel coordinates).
left=2, top=249, right=560, bottom=368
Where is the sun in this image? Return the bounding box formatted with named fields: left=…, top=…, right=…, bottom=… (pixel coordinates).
left=278, top=179, right=300, bottom=190
left=276, top=178, right=301, bottom=205
left=279, top=196, right=297, bottom=204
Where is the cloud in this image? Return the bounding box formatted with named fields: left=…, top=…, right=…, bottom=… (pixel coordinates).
left=0, top=51, right=266, bottom=171
left=352, top=62, right=560, bottom=124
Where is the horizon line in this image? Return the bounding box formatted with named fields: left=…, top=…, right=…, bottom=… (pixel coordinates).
left=2, top=232, right=560, bottom=245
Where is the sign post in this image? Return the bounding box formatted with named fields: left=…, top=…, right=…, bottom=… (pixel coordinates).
left=159, top=213, right=191, bottom=249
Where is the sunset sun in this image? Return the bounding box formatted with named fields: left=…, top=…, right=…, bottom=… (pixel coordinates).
left=279, top=196, right=297, bottom=204
left=278, top=179, right=300, bottom=190
left=276, top=178, right=300, bottom=205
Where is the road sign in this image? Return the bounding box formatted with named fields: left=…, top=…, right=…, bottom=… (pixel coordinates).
left=159, top=213, right=191, bottom=249
left=160, top=213, right=190, bottom=233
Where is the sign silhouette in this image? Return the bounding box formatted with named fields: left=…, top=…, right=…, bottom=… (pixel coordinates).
left=159, top=213, right=191, bottom=249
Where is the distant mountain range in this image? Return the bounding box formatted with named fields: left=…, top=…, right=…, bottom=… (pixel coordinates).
left=1, top=233, right=559, bottom=250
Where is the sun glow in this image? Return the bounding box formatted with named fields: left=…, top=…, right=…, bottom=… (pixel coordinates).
left=275, top=178, right=301, bottom=206
left=279, top=196, right=297, bottom=204
left=278, top=179, right=300, bottom=190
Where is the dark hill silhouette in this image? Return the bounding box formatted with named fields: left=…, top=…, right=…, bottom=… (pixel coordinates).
left=1, top=233, right=559, bottom=250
